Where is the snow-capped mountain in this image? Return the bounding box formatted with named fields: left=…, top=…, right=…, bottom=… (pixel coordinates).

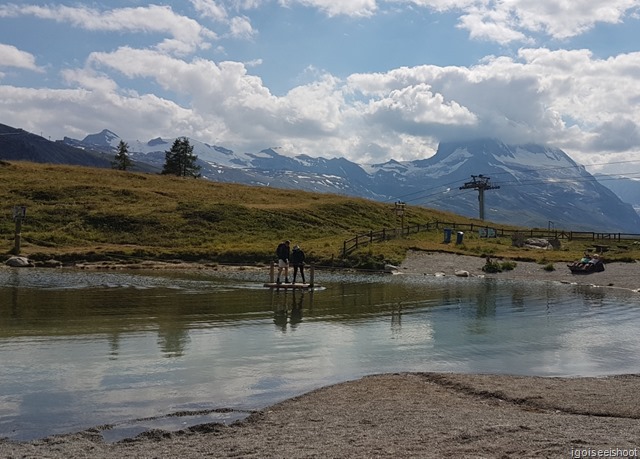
left=40, top=128, right=640, bottom=233
left=594, top=173, right=640, bottom=216
left=373, top=139, right=640, bottom=232
left=65, top=129, right=382, bottom=199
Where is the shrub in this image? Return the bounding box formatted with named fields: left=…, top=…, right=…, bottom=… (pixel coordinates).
left=501, top=261, right=517, bottom=271
left=482, top=258, right=517, bottom=273
left=482, top=259, right=502, bottom=273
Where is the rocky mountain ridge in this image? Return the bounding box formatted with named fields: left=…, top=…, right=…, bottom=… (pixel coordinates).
left=1, top=123, right=638, bottom=232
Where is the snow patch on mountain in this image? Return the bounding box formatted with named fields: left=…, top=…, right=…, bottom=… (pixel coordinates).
left=60, top=130, right=640, bottom=232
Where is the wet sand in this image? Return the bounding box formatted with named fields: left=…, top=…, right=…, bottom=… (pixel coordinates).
left=1, top=251, right=639, bottom=458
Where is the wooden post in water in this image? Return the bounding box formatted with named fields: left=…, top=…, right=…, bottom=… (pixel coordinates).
left=309, top=265, right=315, bottom=287
left=269, top=261, right=275, bottom=283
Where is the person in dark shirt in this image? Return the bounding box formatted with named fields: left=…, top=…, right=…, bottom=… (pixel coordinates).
left=276, top=240, right=290, bottom=284
left=291, top=244, right=306, bottom=284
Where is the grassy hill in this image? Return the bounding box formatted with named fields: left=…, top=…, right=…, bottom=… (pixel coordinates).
left=1, top=161, right=637, bottom=268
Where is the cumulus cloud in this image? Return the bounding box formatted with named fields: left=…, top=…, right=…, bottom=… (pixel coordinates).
left=190, top=0, right=228, bottom=21
left=228, top=16, right=256, bottom=39
left=278, top=0, right=378, bottom=17
left=258, top=0, right=640, bottom=44
left=0, top=43, right=41, bottom=71
left=190, top=0, right=256, bottom=39
left=4, top=42, right=640, bottom=165
left=2, top=0, right=640, bottom=169
left=0, top=84, right=195, bottom=141
left=339, top=0, right=640, bottom=44
left=0, top=3, right=216, bottom=54
left=444, top=0, right=640, bottom=43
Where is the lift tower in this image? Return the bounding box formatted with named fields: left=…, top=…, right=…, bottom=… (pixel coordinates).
left=459, top=175, right=500, bottom=221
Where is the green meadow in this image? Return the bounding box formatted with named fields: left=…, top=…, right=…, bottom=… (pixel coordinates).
left=1, top=161, right=638, bottom=269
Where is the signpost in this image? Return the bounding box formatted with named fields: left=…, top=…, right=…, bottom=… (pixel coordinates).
left=12, top=206, right=26, bottom=255
left=394, top=201, right=406, bottom=236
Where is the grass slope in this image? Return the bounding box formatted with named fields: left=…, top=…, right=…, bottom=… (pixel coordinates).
left=1, top=161, right=637, bottom=269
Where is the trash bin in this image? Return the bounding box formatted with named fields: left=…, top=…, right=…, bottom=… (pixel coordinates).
left=456, top=231, right=464, bottom=244
left=443, top=228, right=452, bottom=243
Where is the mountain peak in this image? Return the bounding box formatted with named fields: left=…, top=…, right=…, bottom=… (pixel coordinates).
left=82, top=129, right=120, bottom=147
left=5, top=122, right=638, bottom=232
left=148, top=137, right=168, bottom=147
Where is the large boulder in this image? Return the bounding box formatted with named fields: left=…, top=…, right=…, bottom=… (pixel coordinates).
left=524, top=238, right=553, bottom=250
left=5, top=256, right=35, bottom=267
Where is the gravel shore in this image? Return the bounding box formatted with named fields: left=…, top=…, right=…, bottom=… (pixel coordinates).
left=398, top=250, right=640, bottom=292
left=2, top=251, right=639, bottom=458
left=2, top=372, right=639, bottom=458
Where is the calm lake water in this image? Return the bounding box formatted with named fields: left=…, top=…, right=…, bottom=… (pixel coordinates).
left=1, top=267, right=639, bottom=441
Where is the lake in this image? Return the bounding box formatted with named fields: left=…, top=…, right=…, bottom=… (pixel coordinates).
left=1, top=267, right=639, bottom=442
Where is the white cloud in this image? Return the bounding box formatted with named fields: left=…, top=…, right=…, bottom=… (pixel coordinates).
left=0, top=4, right=217, bottom=54
left=0, top=84, right=196, bottom=142
left=190, top=0, right=228, bottom=21
left=257, top=1, right=640, bottom=42
left=0, top=43, right=41, bottom=71
left=278, top=0, right=378, bottom=17
left=2, top=1, right=640, bottom=169
left=511, top=0, right=638, bottom=39
left=457, top=5, right=530, bottom=44
left=228, top=16, right=256, bottom=39
left=61, top=68, right=119, bottom=93
left=4, top=43, right=640, bottom=165
left=389, top=0, right=640, bottom=43
left=513, top=48, right=640, bottom=153
left=190, top=0, right=256, bottom=39
left=361, top=83, right=478, bottom=128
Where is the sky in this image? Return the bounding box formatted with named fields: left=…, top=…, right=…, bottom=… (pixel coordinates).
left=1, top=1, right=640, bottom=175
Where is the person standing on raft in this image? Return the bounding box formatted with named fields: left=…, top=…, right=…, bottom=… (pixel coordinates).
left=276, top=240, right=291, bottom=284
left=291, top=244, right=306, bottom=284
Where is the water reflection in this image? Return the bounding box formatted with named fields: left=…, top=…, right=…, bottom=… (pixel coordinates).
left=271, top=289, right=312, bottom=332
left=0, top=267, right=639, bottom=441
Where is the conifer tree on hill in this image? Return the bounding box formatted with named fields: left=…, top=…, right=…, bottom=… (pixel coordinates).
left=161, top=137, right=201, bottom=178
left=112, top=140, right=132, bottom=171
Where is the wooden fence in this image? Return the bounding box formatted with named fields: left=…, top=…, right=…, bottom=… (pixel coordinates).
left=342, top=221, right=640, bottom=257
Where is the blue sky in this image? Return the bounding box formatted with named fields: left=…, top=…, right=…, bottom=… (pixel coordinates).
left=1, top=1, right=640, bottom=175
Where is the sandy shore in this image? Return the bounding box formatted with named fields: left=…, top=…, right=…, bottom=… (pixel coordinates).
left=2, top=372, right=639, bottom=458
left=2, top=251, right=639, bottom=458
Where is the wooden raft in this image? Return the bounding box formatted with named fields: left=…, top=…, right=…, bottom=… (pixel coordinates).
left=263, top=262, right=315, bottom=289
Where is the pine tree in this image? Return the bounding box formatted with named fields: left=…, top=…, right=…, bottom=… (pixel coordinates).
left=112, top=140, right=132, bottom=171
left=161, top=137, right=201, bottom=178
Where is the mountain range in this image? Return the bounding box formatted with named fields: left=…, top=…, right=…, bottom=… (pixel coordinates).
left=1, top=123, right=639, bottom=233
